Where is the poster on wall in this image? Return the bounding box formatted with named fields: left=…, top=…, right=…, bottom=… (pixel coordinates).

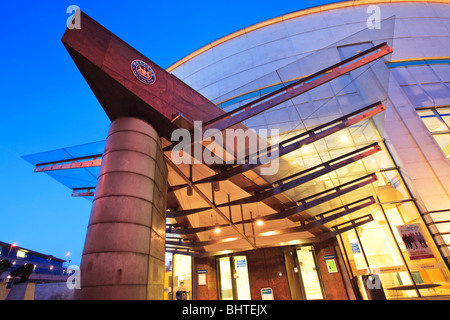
left=197, top=270, right=207, bottom=286
left=396, top=223, right=434, bottom=260
left=326, top=259, right=338, bottom=273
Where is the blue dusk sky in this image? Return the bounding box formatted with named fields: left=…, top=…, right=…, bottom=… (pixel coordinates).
left=0, top=0, right=336, bottom=266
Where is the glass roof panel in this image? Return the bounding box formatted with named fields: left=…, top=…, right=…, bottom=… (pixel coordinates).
left=23, top=141, right=105, bottom=192
left=22, top=140, right=105, bottom=166
left=44, top=168, right=98, bottom=190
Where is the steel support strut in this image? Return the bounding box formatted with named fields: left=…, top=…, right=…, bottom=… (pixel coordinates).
left=166, top=213, right=375, bottom=250
left=164, top=154, right=258, bottom=250
left=167, top=172, right=378, bottom=219
left=167, top=196, right=376, bottom=235
left=72, top=187, right=96, bottom=197
left=34, top=156, right=102, bottom=172
left=167, top=143, right=381, bottom=217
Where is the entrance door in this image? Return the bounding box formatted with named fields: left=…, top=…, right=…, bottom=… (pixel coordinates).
left=296, top=246, right=324, bottom=300
left=285, top=246, right=325, bottom=300
left=218, top=257, right=234, bottom=300
left=218, top=255, right=251, bottom=300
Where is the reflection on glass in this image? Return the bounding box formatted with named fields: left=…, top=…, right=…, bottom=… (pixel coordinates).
left=416, top=107, right=450, bottom=159
left=434, top=134, right=450, bottom=159
left=439, top=107, right=450, bottom=127
left=417, top=109, right=448, bottom=132
left=359, top=209, right=417, bottom=298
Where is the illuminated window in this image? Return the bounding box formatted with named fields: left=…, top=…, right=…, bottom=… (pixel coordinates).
left=416, top=106, right=450, bottom=159
left=16, top=250, right=26, bottom=258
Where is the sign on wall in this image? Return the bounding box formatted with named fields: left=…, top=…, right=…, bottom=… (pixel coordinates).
left=261, top=288, right=274, bottom=300
left=324, top=254, right=338, bottom=273
left=131, top=59, right=156, bottom=85
left=326, top=259, right=338, bottom=273
left=197, top=269, right=207, bottom=286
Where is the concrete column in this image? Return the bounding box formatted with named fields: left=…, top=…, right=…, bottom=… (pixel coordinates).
left=75, top=117, right=168, bottom=300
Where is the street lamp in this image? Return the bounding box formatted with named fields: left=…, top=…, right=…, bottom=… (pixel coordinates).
left=65, top=252, right=71, bottom=267
left=7, top=243, right=17, bottom=258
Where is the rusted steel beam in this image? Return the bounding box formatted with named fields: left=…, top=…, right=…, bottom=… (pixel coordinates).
left=72, top=187, right=96, bottom=197
left=167, top=170, right=378, bottom=219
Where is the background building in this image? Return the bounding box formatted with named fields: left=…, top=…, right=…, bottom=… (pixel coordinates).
left=0, top=241, right=68, bottom=284
left=23, top=0, right=450, bottom=300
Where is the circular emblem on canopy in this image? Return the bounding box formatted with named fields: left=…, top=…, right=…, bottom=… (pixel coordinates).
left=131, top=59, right=156, bottom=85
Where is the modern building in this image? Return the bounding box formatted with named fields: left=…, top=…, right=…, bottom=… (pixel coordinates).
left=23, top=0, right=450, bottom=300
left=0, top=241, right=68, bottom=284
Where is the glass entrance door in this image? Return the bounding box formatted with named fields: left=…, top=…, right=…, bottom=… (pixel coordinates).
left=218, top=257, right=234, bottom=300
left=218, top=255, right=251, bottom=300
left=296, top=246, right=324, bottom=300
left=233, top=256, right=251, bottom=300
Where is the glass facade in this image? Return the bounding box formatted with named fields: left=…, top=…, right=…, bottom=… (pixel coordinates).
left=165, top=2, right=450, bottom=299
left=336, top=142, right=450, bottom=299
left=416, top=106, right=450, bottom=159
left=391, top=63, right=450, bottom=159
